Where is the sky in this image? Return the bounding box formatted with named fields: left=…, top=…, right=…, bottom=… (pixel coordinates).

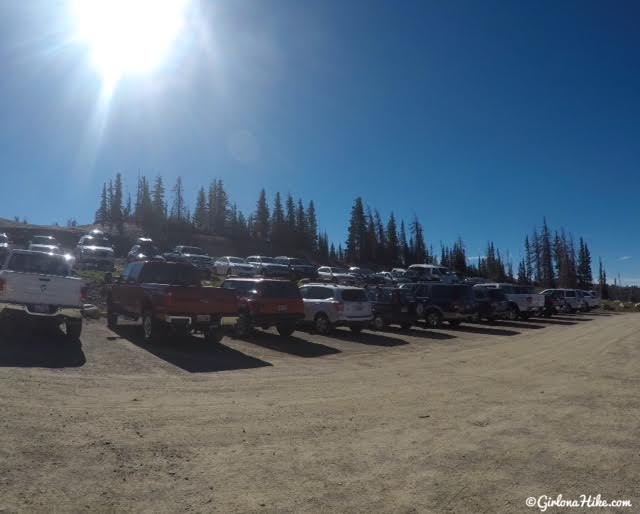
left=0, top=0, right=638, bottom=283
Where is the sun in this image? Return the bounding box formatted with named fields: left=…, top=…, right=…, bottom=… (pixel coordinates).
left=73, top=0, right=188, bottom=89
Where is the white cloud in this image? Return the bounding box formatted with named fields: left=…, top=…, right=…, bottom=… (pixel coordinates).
left=466, top=256, right=481, bottom=261
left=618, top=256, right=632, bottom=261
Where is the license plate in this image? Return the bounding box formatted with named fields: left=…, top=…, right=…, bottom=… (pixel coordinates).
left=32, top=304, right=49, bottom=314
left=277, top=305, right=288, bottom=312
left=196, top=314, right=210, bottom=322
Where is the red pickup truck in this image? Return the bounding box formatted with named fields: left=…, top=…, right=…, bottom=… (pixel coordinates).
left=106, top=261, right=239, bottom=343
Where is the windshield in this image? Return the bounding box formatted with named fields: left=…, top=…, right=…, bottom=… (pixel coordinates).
left=139, top=263, right=200, bottom=286
left=182, top=247, right=205, bottom=255
left=32, top=236, right=56, bottom=245
left=228, top=257, right=245, bottom=264
left=260, top=257, right=277, bottom=264
left=138, top=243, right=159, bottom=255
left=83, top=237, right=111, bottom=247
left=7, top=252, right=71, bottom=276
left=260, top=281, right=301, bottom=298
left=289, top=258, right=310, bottom=266
left=331, top=268, right=348, bottom=274
left=341, top=289, right=367, bottom=302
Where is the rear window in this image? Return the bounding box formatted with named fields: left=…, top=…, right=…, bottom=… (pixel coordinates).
left=341, top=289, right=367, bottom=302
left=433, top=285, right=473, bottom=300
left=259, top=281, right=301, bottom=299
left=140, top=263, right=200, bottom=286
left=222, top=280, right=258, bottom=296
left=7, top=252, right=71, bottom=276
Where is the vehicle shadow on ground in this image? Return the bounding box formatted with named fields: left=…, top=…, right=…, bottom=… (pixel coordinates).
left=400, top=325, right=457, bottom=340
left=487, top=320, right=545, bottom=330
left=444, top=324, right=520, bottom=337
left=328, top=328, right=409, bottom=347
left=554, top=315, right=594, bottom=322
left=0, top=327, right=86, bottom=368
left=240, top=330, right=341, bottom=358
left=525, top=318, right=577, bottom=326
left=113, top=325, right=271, bottom=373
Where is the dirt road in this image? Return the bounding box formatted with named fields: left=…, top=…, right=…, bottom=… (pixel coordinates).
left=0, top=312, right=638, bottom=513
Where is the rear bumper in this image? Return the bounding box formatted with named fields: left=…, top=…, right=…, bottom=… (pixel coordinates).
left=249, top=313, right=305, bottom=326
left=157, top=312, right=239, bottom=329
left=0, top=302, right=83, bottom=319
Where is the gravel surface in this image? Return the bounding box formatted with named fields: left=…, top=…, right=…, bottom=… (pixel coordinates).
left=0, top=312, right=638, bottom=513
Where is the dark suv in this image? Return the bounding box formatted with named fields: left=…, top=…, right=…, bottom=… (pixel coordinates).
left=221, top=278, right=305, bottom=337
left=275, top=256, right=318, bottom=280
left=365, top=286, right=418, bottom=330
left=473, top=287, right=510, bottom=322
left=400, top=283, right=477, bottom=327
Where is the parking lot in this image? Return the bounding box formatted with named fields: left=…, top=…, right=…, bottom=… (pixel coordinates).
left=1, top=312, right=639, bottom=513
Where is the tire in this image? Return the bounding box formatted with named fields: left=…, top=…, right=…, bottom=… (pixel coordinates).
left=314, top=313, right=332, bottom=335
left=507, top=305, right=519, bottom=321
left=234, top=313, right=253, bottom=338
left=106, top=298, right=117, bottom=329
left=204, top=324, right=224, bottom=343
left=276, top=322, right=296, bottom=337
left=372, top=315, right=386, bottom=331
left=582, top=302, right=589, bottom=312
left=65, top=319, right=82, bottom=342
left=448, top=319, right=462, bottom=327
left=486, top=316, right=495, bottom=323
left=400, top=321, right=413, bottom=330
left=424, top=310, right=442, bottom=328
left=519, top=312, right=530, bottom=320
left=142, top=309, right=162, bottom=343
left=350, top=324, right=363, bottom=334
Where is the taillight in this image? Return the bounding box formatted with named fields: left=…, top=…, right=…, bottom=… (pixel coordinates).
left=0, top=278, right=5, bottom=294
left=80, top=285, right=88, bottom=302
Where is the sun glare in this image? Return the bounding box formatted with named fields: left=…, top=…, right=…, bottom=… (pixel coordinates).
left=73, top=0, right=187, bottom=89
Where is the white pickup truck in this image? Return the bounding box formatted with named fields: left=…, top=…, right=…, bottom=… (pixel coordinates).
left=0, top=250, right=86, bottom=340
left=475, top=283, right=545, bottom=320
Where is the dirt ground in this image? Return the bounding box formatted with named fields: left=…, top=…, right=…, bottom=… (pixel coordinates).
left=0, top=312, right=638, bottom=513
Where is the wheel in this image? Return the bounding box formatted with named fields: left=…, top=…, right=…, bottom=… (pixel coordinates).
left=416, top=302, right=426, bottom=317
left=582, top=302, right=589, bottom=312
left=519, top=312, right=530, bottom=320
left=372, top=315, right=386, bottom=331
left=350, top=324, right=363, bottom=334
left=106, top=298, right=117, bottom=329
left=142, top=309, right=162, bottom=343
left=276, top=322, right=296, bottom=337
left=314, top=313, right=332, bottom=335
left=234, top=313, right=253, bottom=338
left=424, top=310, right=442, bottom=328
left=507, top=305, right=519, bottom=321
left=400, top=321, right=413, bottom=330
left=448, top=320, right=461, bottom=327
left=204, top=324, right=224, bottom=343
left=65, top=319, right=82, bottom=341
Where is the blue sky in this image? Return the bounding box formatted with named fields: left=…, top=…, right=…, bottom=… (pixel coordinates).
left=0, top=0, right=638, bottom=283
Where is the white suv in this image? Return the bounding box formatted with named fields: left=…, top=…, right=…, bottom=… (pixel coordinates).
left=299, top=283, right=372, bottom=334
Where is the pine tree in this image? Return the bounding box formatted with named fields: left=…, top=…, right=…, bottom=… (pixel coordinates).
left=254, top=189, right=270, bottom=241
left=346, top=197, right=366, bottom=264
left=151, top=176, right=166, bottom=222
left=95, top=182, right=108, bottom=225
left=399, top=220, right=409, bottom=266
left=410, top=215, right=426, bottom=264
left=270, top=192, right=286, bottom=252
left=296, top=199, right=307, bottom=251
left=524, top=235, right=534, bottom=283
left=170, top=176, right=186, bottom=221
left=285, top=194, right=296, bottom=248
left=517, top=259, right=528, bottom=284
left=110, top=173, right=124, bottom=233
left=123, top=192, right=132, bottom=221
left=306, top=200, right=318, bottom=256
left=193, top=187, right=208, bottom=230
left=385, top=212, right=399, bottom=266
left=539, top=218, right=555, bottom=288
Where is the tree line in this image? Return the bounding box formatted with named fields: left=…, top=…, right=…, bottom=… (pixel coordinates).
left=94, top=173, right=606, bottom=294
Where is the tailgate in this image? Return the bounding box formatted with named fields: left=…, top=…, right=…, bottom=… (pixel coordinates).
left=256, top=298, right=304, bottom=315
left=162, top=286, right=238, bottom=314
left=344, top=301, right=371, bottom=317
left=1, top=271, right=82, bottom=307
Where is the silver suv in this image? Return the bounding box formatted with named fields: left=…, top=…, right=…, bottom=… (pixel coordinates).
left=299, top=283, right=372, bottom=334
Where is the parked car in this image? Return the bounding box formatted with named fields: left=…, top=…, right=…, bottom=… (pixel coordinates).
left=585, top=290, right=601, bottom=309
left=28, top=235, right=59, bottom=248
left=390, top=268, right=406, bottom=278
left=275, top=256, right=318, bottom=280
left=75, top=233, right=115, bottom=270
left=400, top=282, right=477, bottom=327
left=473, top=287, right=511, bottom=322
left=163, top=245, right=215, bottom=278
left=221, top=278, right=305, bottom=337
left=405, top=264, right=457, bottom=283
left=126, top=238, right=165, bottom=263
left=540, top=288, right=584, bottom=314
left=106, top=261, right=238, bottom=343
left=0, top=250, right=86, bottom=340
left=477, top=283, right=546, bottom=320
left=299, top=283, right=372, bottom=334
left=0, top=233, right=10, bottom=263
left=316, top=266, right=357, bottom=285
left=365, top=286, right=418, bottom=330
left=245, top=256, right=291, bottom=278
left=578, top=290, right=599, bottom=311
left=214, top=256, right=256, bottom=277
